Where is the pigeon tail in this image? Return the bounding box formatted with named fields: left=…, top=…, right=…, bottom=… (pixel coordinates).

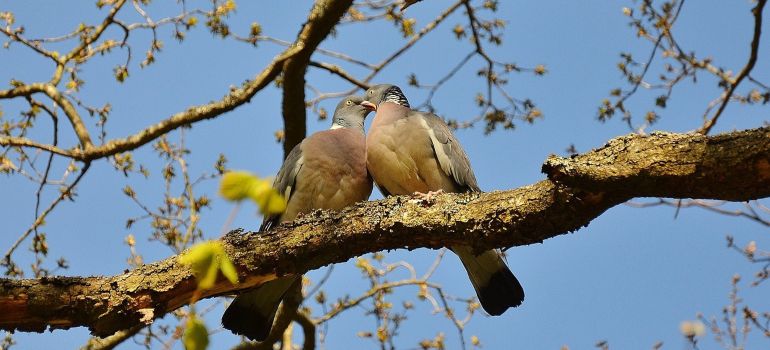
left=221, top=276, right=298, bottom=341
left=453, top=246, right=525, bottom=315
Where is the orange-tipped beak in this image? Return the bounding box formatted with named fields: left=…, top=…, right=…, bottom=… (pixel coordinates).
left=361, top=101, right=377, bottom=111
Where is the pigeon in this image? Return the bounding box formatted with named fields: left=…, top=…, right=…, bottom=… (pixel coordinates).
left=222, top=95, right=375, bottom=340
left=365, top=84, right=524, bottom=316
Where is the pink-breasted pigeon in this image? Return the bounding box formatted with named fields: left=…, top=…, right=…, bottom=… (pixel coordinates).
left=222, top=96, right=376, bottom=340
left=364, top=84, right=525, bottom=316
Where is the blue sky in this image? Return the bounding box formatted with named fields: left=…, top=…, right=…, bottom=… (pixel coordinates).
left=2, top=1, right=769, bottom=349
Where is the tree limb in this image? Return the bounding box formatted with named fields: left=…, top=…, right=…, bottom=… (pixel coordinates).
left=0, top=135, right=74, bottom=158
left=0, top=127, right=768, bottom=337
left=0, top=47, right=300, bottom=162
left=280, top=0, right=355, bottom=158
left=1, top=0, right=355, bottom=162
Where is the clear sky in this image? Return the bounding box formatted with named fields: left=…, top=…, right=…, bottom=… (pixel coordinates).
left=2, top=1, right=769, bottom=349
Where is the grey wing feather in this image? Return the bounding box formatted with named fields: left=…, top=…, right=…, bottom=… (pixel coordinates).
left=260, top=142, right=304, bottom=231
left=415, top=111, right=481, bottom=192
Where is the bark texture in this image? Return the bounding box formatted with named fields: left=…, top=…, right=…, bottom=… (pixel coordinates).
left=1, top=127, right=768, bottom=337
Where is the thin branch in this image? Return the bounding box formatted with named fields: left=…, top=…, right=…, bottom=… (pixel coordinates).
left=416, top=51, right=475, bottom=110
left=368, top=0, right=463, bottom=80
left=314, top=279, right=439, bottom=325
left=309, top=61, right=370, bottom=89
left=304, top=0, right=464, bottom=108
left=0, top=27, right=62, bottom=62
left=256, top=36, right=376, bottom=69
left=462, top=0, right=494, bottom=114
left=699, top=0, right=766, bottom=134
left=64, top=0, right=128, bottom=62
left=748, top=75, right=770, bottom=90
left=3, top=162, right=92, bottom=266
left=306, top=265, right=335, bottom=300
left=0, top=136, right=74, bottom=158
left=626, top=199, right=770, bottom=227
left=81, top=324, right=145, bottom=350
left=0, top=82, right=93, bottom=149
left=30, top=99, right=59, bottom=239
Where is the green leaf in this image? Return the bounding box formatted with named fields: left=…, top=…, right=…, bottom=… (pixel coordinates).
left=219, top=255, right=239, bottom=284
left=178, top=241, right=239, bottom=289
left=219, top=171, right=259, bottom=201
left=183, top=316, right=209, bottom=350
left=198, top=254, right=220, bottom=289
left=179, top=241, right=216, bottom=271
left=261, top=190, right=287, bottom=215
left=219, top=170, right=286, bottom=216
left=246, top=176, right=272, bottom=203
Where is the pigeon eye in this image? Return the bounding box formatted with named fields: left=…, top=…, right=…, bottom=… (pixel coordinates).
left=346, top=100, right=353, bottom=105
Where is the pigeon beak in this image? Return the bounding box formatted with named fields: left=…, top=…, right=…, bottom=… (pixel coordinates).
left=361, top=101, right=377, bottom=111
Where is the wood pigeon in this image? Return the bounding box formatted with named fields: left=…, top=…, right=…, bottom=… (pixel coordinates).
left=222, top=95, right=376, bottom=341
left=364, top=84, right=525, bottom=315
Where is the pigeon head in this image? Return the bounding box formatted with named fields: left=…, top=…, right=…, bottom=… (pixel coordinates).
left=365, top=84, right=410, bottom=108
left=331, top=95, right=376, bottom=130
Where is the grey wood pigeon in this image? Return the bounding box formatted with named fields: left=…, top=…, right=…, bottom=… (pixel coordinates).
left=364, top=84, right=525, bottom=315
left=222, top=95, right=375, bottom=341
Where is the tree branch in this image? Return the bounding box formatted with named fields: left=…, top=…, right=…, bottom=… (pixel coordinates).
left=0, top=83, right=93, bottom=149
left=542, top=127, right=770, bottom=201
left=280, top=0, right=354, bottom=158
left=0, top=127, right=768, bottom=337
left=699, top=0, right=766, bottom=134
left=3, top=162, right=92, bottom=265
left=0, top=135, right=74, bottom=158
left=1, top=0, right=356, bottom=162
left=63, top=0, right=128, bottom=64
left=309, top=61, right=370, bottom=89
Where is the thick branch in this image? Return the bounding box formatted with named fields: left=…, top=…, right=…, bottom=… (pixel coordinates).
left=0, top=127, right=768, bottom=336
left=542, top=128, right=770, bottom=201
left=281, top=0, right=354, bottom=158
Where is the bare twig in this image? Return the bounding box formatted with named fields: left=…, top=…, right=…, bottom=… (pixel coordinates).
left=3, top=162, right=91, bottom=267
left=699, top=0, right=766, bottom=134
left=309, top=61, right=370, bottom=89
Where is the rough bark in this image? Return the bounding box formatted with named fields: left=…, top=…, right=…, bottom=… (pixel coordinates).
left=0, top=127, right=768, bottom=337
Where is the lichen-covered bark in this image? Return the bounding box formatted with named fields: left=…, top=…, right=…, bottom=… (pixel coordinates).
left=0, top=254, right=274, bottom=336
left=542, top=128, right=770, bottom=201
left=0, top=127, right=768, bottom=337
